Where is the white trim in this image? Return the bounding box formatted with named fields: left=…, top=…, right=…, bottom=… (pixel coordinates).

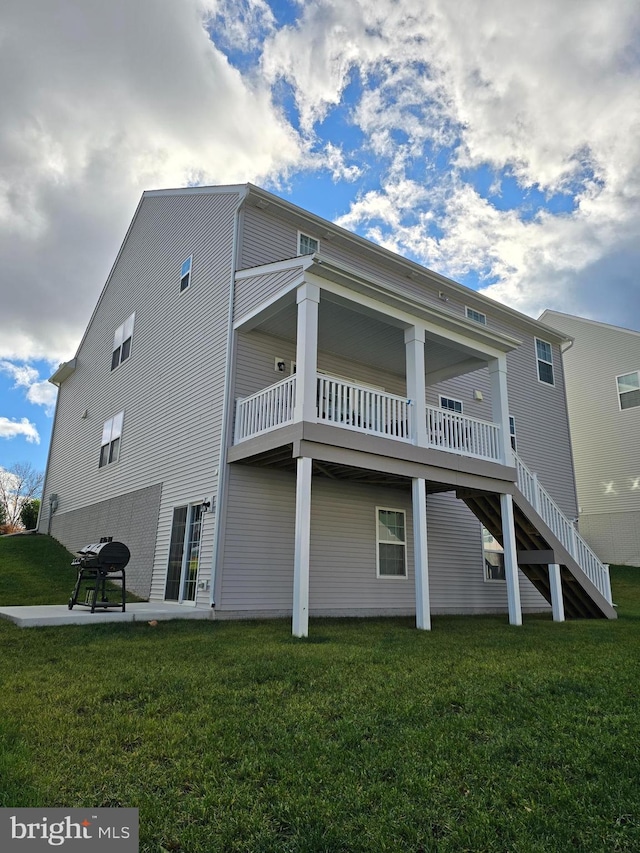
left=233, top=273, right=307, bottom=330
left=549, top=563, right=565, bottom=622
left=535, top=337, right=555, bottom=386
left=465, top=306, right=487, bottom=325
left=376, top=506, right=408, bottom=579
left=235, top=255, right=313, bottom=279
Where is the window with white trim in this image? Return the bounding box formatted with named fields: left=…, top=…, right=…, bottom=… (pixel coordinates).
left=99, top=411, right=124, bottom=468
left=509, top=415, right=517, bottom=451
left=180, top=255, right=192, bottom=292
left=376, top=508, right=407, bottom=578
left=535, top=338, right=554, bottom=385
left=465, top=306, right=487, bottom=325
left=616, top=371, right=640, bottom=411
left=482, top=527, right=505, bottom=581
left=439, top=395, right=463, bottom=414
left=111, top=312, right=135, bottom=370
left=298, top=232, right=319, bottom=255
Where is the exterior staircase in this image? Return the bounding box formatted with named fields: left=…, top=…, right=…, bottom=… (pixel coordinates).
left=459, top=452, right=616, bottom=619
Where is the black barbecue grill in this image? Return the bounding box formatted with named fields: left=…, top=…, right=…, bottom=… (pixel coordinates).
left=68, top=538, right=130, bottom=612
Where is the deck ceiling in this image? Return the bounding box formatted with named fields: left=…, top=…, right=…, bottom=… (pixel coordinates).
left=253, top=298, right=486, bottom=379
left=233, top=445, right=453, bottom=492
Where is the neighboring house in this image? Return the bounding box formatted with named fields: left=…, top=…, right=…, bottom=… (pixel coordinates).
left=540, top=310, right=640, bottom=566
left=39, top=185, right=615, bottom=635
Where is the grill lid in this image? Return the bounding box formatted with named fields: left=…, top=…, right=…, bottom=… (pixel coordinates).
left=75, top=541, right=130, bottom=570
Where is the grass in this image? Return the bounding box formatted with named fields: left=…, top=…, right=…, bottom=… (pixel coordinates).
left=1, top=535, right=640, bottom=851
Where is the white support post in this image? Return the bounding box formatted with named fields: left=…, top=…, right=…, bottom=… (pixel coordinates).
left=405, top=326, right=427, bottom=446
left=293, top=283, right=320, bottom=424
left=292, top=456, right=313, bottom=638
left=500, top=493, right=522, bottom=626
left=548, top=563, right=565, bottom=622
left=412, top=477, right=431, bottom=630
left=488, top=356, right=513, bottom=466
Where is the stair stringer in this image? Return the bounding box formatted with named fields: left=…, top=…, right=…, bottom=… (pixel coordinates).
left=458, top=489, right=617, bottom=620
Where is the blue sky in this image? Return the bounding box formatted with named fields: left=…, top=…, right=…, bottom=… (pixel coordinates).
left=1, top=0, right=640, bottom=478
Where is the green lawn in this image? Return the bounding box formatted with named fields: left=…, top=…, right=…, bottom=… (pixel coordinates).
left=1, top=535, right=640, bottom=852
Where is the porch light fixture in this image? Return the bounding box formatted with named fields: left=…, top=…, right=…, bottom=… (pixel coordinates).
left=474, top=390, right=484, bottom=401
left=438, top=291, right=448, bottom=301
left=275, top=357, right=286, bottom=372
left=201, top=499, right=211, bottom=512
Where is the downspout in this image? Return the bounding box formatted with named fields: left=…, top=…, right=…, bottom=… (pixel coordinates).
left=209, top=187, right=249, bottom=606
left=37, top=377, right=63, bottom=535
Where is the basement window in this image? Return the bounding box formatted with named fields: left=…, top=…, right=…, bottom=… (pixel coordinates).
left=482, top=527, right=505, bottom=581
left=376, top=508, right=407, bottom=578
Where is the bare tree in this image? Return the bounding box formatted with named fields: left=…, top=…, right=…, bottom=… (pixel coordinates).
left=0, top=462, right=45, bottom=530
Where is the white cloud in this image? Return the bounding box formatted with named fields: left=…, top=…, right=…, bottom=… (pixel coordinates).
left=26, top=382, right=58, bottom=417
left=0, top=418, right=40, bottom=444
left=266, top=0, right=640, bottom=325
left=0, top=361, right=39, bottom=388
left=0, top=0, right=304, bottom=363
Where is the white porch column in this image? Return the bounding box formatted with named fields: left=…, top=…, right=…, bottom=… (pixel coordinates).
left=293, top=283, right=320, bottom=423
left=412, top=477, right=431, bottom=630
left=500, top=493, right=522, bottom=626
left=548, top=563, right=565, bottom=622
left=488, top=356, right=513, bottom=465
left=292, top=456, right=313, bottom=637
left=405, top=326, right=427, bottom=446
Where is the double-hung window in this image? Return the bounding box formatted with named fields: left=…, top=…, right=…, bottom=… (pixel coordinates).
left=298, top=232, right=319, bottom=255
left=111, top=313, right=135, bottom=370
left=509, top=415, right=517, bottom=451
left=180, top=256, right=192, bottom=292
left=535, top=338, right=555, bottom=385
left=99, top=411, right=124, bottom=468
left=482, top=527, right=505, bottom=581
left=617, top=371, right=640, bottom=410
left=376, top=508, right=407, bottom=578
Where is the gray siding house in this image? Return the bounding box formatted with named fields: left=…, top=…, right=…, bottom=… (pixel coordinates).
left=540, top=310, right=640, bottom=566
left=39, top=185, right=615, bottom=634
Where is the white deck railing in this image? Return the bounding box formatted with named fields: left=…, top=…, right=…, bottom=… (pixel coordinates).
left=514, top=451, right=612, bottom=604
left=316, top=375, right=411, bottom=441
left=234, top=375, right=296, bottom=443
left=425, top=405, right=502, bottom=461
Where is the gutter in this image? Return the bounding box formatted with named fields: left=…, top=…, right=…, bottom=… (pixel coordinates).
left=209, top=187, right=249, bottom=607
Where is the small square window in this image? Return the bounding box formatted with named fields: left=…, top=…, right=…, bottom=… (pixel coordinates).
left=617, top=371, right=640, bottom=410
left=466, top=307, right=487, bottom=325
left=180, top=256, right=192, bottom=292
left=376, top=507, right=407, bottom=578
left=298, top=233, right=319, bottom=255
left=535, top=338, right=554, bottom=385
left=439, top=396, right=463, bottom=414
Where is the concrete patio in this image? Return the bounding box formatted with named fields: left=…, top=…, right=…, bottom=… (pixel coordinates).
left=0, top=601, right=215, bottom=628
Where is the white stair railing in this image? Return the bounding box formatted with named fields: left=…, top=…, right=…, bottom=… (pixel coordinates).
left=513, top=451, right=612, bottom=604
